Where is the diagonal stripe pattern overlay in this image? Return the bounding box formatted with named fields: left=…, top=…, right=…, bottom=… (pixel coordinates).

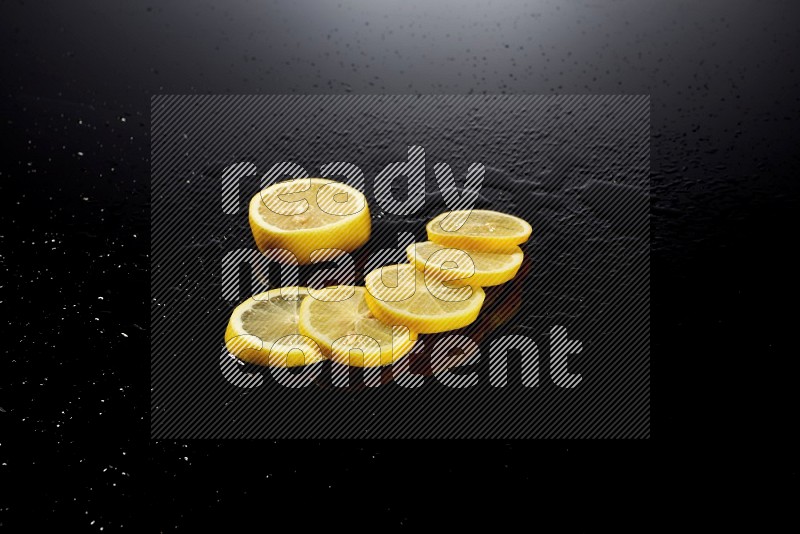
left=151, top=95, right=650, bottom=439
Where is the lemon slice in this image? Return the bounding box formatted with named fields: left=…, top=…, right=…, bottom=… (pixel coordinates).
left=224, top=287, right=325, bottom=367
left=426, top=209, right=532, bottom=252
left=297, top=286, right=416, bottom=367
left=406, top=241, right=523, bottom=287
left=363, top=264, right=485, bottom=334
left=249, top=178, right=371, bottom=265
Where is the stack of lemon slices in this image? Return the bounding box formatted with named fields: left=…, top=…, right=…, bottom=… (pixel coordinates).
left=248, top=177, right=371, bottom=265
left=226, top=178, right=531, bottom=368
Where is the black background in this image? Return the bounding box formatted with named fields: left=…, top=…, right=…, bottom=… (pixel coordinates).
left=1, top=0, right=797, bottom=530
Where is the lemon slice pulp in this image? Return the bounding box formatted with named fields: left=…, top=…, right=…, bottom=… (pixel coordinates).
left=224, top=287, right=325, bottom=367
left=298, top=286, right=416, bottom=367
left=363, top=264, right=485, bottom=334
left=249, top=178, right=371, bottom=264
left=426, top=209, right=531, bottom=252
left=406, top=241, right=523, bottom=287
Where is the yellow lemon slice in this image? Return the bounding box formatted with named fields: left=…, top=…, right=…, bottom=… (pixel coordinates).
left=249, top=178, right=371, bottom=265
left=406, top=241, right=523, bottom=287
left=224, top=287, right=325, bottom=367
left=298, top=286, right=416, bottom=367
left=363, top=263, right=485, bottom=334
left=426, top=209, right=532, bottom=252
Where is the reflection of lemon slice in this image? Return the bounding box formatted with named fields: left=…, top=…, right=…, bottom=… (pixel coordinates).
left=249, top=178, right=371, bottom=265
left=363, top=264, right=485, bottom=334
left=298, top=286, right=416, bottom=367
left=406, top=241, right=523, bottom=287
left=224, top=287, right=325, bottom=367
left=426, top=209, right=531, bottom=252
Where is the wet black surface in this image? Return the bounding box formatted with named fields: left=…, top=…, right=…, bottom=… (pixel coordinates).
left=150, top=95, right=649, bottom=440
left=1, top=0, right=798, bottom=530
